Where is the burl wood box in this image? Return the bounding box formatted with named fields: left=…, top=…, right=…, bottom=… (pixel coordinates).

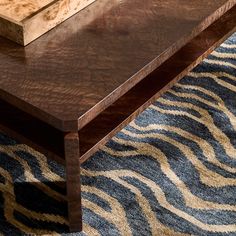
left=0, top=0, right=96, bottom=46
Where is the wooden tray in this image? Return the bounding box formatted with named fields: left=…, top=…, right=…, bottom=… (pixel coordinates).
left=0, top=0, right=96, bottom=45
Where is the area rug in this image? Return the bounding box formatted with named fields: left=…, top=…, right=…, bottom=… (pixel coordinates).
left=0, top=33, right=236, bottom=236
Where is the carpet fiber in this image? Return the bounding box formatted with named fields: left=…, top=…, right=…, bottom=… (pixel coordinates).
left=0, top=33, right=236, bottom=235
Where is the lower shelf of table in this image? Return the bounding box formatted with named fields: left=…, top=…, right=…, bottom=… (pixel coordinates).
left=0, top=5, right=235, bottom=165
left=0, top=99, right=66, bottom=165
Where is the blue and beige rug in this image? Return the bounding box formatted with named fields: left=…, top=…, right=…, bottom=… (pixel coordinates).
left=0, top=33, right=236, bottom=235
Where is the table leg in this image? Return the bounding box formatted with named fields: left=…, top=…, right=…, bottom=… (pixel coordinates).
left=64, top=132, right=82, bottom=232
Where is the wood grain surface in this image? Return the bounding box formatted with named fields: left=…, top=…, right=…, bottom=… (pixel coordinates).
left=79, top=5, right=236, bottom=162
left=64, top=132, right=82, bottom=232
left=0, top=1, right=235, bottom=232
left=1, top=2, right=235, bottom=165
left=0, top=0, right=96, bottom=45
left=0, top=0, right=52, bottom=22
left=1, top=0, right=235, bottom=131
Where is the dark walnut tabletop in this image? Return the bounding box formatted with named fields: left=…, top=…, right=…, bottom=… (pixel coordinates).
left=0, top=0, right=235, bottom=132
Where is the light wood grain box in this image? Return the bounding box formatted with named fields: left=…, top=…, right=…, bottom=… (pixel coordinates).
left=0, top=0, right=96, bottom=46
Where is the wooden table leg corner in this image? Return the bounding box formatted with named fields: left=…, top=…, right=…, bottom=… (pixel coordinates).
left=64, top=132, right=82, bottom=232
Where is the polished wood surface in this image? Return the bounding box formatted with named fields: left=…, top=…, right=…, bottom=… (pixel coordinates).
left=79, top=6, right=236, bottom=162
left=0, top=0, right=235, bottom=131
left=0, top=5, right=235, bottom=165
left=64, top=132, right=82, bottom=232
left=0, top=0, right=96, bottom=45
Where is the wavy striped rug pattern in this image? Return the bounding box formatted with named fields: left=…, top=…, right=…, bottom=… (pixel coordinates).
left=0, top=33, right=236, bottom=235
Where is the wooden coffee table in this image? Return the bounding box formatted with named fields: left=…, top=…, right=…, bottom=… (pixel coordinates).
left=0, top=0, right=235, bottom=232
